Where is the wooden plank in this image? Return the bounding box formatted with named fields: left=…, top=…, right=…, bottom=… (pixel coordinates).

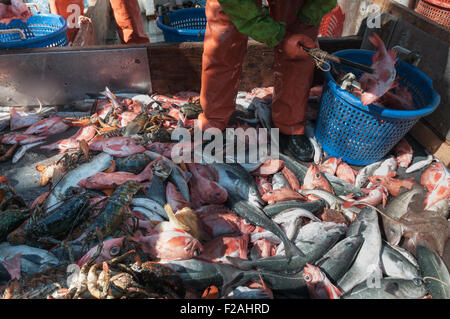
left=372, top=0, right=450, bottom=43
left=410, top=121, right=450, bottom=167
left=147, top=37, right=362, bottom=93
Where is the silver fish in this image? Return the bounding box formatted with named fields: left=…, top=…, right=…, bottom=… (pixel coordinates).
left=132, top=206, right=165, bottom=222
left=272, top=172, right=290, bottom=190
left=0, top=242, right=59, bottom=277
left=427, top=199, right=449, bottom=219
left=231, top=222, right=346, bottom=273
left=405, top=155, right=434, bottom=174
left=343, top=278, right=427, bottom=299
left=367, top=156, right=398, bottom=188
left=354, top=160, right=383, bottom=188
left=305, top=121, right=323, bottom=165
left=380, top=242, right=420, bottom=280
left=131, top=198, right=167, bottom=220
left=12, top=141, right=44, bottom=164
left=46, top=152, right=113, bottom=210
left=337, top=207, right=382, bottom=293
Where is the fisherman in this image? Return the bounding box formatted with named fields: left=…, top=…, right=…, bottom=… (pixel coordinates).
left=199, top=0, right=336, bottom=162
left=49, top=0, right=150, bottom=44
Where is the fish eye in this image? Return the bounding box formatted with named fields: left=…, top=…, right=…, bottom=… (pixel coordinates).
left=346, top=242, right=353, bottom=247
left=194, top=249, right=200, bottom=257
left=413, top=278, right=423, bottom=286
left=315, top=173, right=321, bottom=178
left=110, top=246, right=120, bottom=256
left=303, top=274, right=311, bottom=281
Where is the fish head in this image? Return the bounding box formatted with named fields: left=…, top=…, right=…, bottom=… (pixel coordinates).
left=368, top=175, right=389, bottom=186
left=77, top=237, right=125, bottom=266
left=303, top=263, right=325, bottom=284
left=303, top=164, right=333, bottom=193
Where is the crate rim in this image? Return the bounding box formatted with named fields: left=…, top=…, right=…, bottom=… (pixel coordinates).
left=156, top=7, right=206, bottom=38
left=0, top=13, right=67, bottom=48
left=324, top=49, right=441, bottom=120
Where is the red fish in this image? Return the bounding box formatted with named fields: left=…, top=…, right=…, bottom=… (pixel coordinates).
left=394, top=139, right=413, bottom=168
left=23, top=116, right=69, bottom=136
left=281, top=167, right=301, bottom=190
left=77, top=237, right=125, bottom=267
left=188, top=164, right=228, bottom=204
left=130, top=229, right=203, bottom=261
left=119, top=111, right=138, bottom=127
left=255, top=176, right=273, bottom=197
left=89, top=137, right=145, bottom=157
left=195, top=204, right=231, bottom=215
left=41, top=125, right=97, bottom=152
left=197, top=209, right=255, bottom=238
left=146, top=142, right=174, bottom=158
left=303, top=164, right=334, bottom=194
left=198, top=235, right=249, bottom=263
left=261, top=187, right=305, bottom=205
left=166, top=182, right=191, bottom=212
left=336, top=162, right=358, bottom=185
left=378, top=85, right=416, bottom=110
left=421, top=162, right=445, bottom=192
left=255, top=159, right=284, bottom=176
left=319, top=158, right=342, bottom=176
left=9, top=108, right=41, bottom=131
left=425, top=177, right=450, bottom=210
left=342, top=185, right=389, bottom=208
left=368, top=173, right=414, bottom=196
left=0, top=134, right=46, bottom=145
left=359, top=33, right=397, bottom=106
left=303, top=263, right=342, bottom=299
left=77, top=160, right=153, bottom=190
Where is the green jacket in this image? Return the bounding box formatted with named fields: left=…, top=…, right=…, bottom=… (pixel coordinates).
left=218, top=0, right=337, bottom=48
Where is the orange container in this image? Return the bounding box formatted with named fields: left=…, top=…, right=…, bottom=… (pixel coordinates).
left=318, top=6, right=345, bottom=38
left=415, top=0, right=450, bottom=29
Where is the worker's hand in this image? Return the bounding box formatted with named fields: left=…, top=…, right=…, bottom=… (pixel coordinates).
left=278, top=32, right=317, bottom=60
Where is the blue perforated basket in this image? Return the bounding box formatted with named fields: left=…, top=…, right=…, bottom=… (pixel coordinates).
left=0, top=13, right=67, bottom=50
left=156, top=8, right=206, bottom=42
left=315, top=49, right=440, bottom=166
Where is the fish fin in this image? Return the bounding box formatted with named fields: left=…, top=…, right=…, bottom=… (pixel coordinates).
left=259, top=274, right=274, bottom=299
left=215, top=263, right=246, bottom=296
left=286, top=240, right=305, bottom=260
left=201, top=285, right=219, bottom=299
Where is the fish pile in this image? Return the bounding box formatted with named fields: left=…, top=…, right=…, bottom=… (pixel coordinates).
left=0, top=84, right=448, bottom=300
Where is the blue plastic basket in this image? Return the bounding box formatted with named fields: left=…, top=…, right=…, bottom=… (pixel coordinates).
left=315, top=49, right=440, bottom=166
left=156, top=8, right=206, bottom=42
left=0, top=13, right=67, bottom=50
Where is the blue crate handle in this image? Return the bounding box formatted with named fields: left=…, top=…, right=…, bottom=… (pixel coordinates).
left=156, top=8, right=207, bottom=42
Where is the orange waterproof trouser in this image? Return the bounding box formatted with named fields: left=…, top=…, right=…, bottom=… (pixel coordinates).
left=198, top=0, right=319, bottom=135
left=49, top=0, right=85, bottom=43
left=109, top=0, right=150, bottom=44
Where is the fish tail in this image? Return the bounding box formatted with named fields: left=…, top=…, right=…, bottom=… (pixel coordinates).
left=285, top=240, right=305, bottom=261
left=215, top=263, right=246, bottom=295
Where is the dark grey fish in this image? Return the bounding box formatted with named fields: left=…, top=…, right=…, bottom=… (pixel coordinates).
left=263, top=200, right=326, bottom=218
left=142, top=175, right=166, bottom=207
left=380, top=242, right=420, bottom=280
left=211, top=162, right=263, bottom=208
left=228, top=221, right=346, bottom=272
left=228, top=194, right=304, bottom=261
left=145, top=150, right=190, bottom=202
left=114, top=153, right=151, bottom=174
left=342, top=278, right=427, bottom=299
left=337, top=207, right=382, bottom=293
left=416, top=245, right=450, bottom=299
left=315, top=235, right=364, bottom=283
